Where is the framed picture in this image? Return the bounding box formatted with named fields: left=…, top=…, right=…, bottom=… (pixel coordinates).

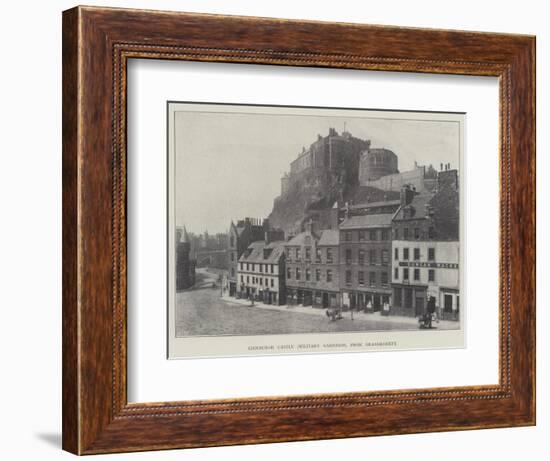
left=62, top=6, right=535, bottom=455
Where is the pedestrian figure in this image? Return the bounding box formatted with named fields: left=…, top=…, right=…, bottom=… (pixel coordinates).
left=427, top=296, right=436, bottom=329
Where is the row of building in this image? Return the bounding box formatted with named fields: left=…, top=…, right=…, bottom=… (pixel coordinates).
left=226, top=169, right=460, bottom=320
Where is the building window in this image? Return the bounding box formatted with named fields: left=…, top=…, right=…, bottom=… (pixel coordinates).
left=296, top=248, right=301, bottom=261
left=369, top=230, right=377, bottom=241
left=358, top=271, right=365, bottom=285
left=369, top=271, right=376, bottom=287
left=358, top=249, right=365, bottom=265
left=358, top=230, right=366, bottom=241
left=247, top=276, right=250, bottom=283
left=327, top=270, right=333, bottom=282
left=369, top=249, right=377, bottom=265
left=345, top=231, right=352, bottom=242
left=403, top=268, right=409, bottom=280
left=326, top=248, right=333, bottom=263
left=428, top=269, right=435, bottom=282
left=265, top=278, right=268, bottom=286
left=394, top=228, right=399, bottom=239
left=381, top=249, right=389, bottom=265
left=381, top=229, right=389, bottom=241
left=394, top=248, right=399, bottom=260
left=394, top=267, right=399, bottom=279
left=230, top=252, right=234, bottom=261
left=305, top=247, right=311, bottom=261
left=305, top=268, right=311, bottom=281
left=246, top=263, right=249, bottom=271
left=240, top=263, right=243, bottom=270
left=287, top=267, right=291, bottom=279
left=271, top=279, right=274, bottom=287
left=259, top=278, right=263, bottom=286
left=270, top=264, right=274, bottom=274
left=414, top=268, right=420, bottom=281
left=346, top=248, right=352, bottom=265
left=414, top=228, right=420, bottom=239
left=285, top=248, right=291, bottom=261
left=231, top=268, right=235, bottom=277
left=403, top=248, right=409, bottom=260
left=296, top=268, right=301, bottom=280
left=315, top=269, right=321, bottom=281
left=345, top=270, right=352, bottom=284
left=428, top=248, right=435, bottom=261
left=315, top=247, right=322, bottom=263
left=428, top=226, right=435, bottom=239
left=381, top=272, right=389, bottom=287
left=404, top=227, right=409, bottom=239
left=259, top=264, right=263, bottom=273
left=241, top=275, right=244, bottom=283
left=251, top=263, right=255, bottom=272
left=414, top=248, right=420, bottom=260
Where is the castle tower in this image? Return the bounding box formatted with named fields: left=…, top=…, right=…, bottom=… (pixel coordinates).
left=359, top=148, right=399, bottom=183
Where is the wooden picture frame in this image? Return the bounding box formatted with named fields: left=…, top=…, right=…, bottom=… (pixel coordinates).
left=62, top=5, right=535, bottom=455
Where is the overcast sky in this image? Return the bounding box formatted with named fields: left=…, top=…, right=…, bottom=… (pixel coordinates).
left=174, top=108, right=460, bottom=234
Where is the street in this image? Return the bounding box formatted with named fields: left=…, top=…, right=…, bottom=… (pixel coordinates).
left=175, top=268, right=457, bottom=337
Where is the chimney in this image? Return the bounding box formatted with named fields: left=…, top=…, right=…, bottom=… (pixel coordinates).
left=400, top=184, right=415, bottom=207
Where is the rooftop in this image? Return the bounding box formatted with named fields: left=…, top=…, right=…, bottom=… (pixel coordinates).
left=339, top=213, right=393, bottom=230
left=348, top=199, right=401, bottom=210
left=394, top=193, right=434, bottom=221
left=285, top=231, right=317, bottom=246
left=238, top=240, right=286, bottom=264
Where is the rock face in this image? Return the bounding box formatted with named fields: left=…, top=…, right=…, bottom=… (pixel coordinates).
left=268, top=167, right=399, bottom=236
left=269, top=127, right=401, bottom=236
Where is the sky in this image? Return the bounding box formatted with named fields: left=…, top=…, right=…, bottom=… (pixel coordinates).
left=174, top=107, right=460, bottom=234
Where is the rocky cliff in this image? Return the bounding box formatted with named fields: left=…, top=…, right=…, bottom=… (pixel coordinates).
left=268, top=168, right=400, bottom=236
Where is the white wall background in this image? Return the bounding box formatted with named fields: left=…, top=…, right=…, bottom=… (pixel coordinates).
left=0, top=1, right=546, bottom=460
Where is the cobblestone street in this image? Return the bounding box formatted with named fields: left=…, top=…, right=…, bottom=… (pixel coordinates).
left=176, top=269, right=458, bottom=337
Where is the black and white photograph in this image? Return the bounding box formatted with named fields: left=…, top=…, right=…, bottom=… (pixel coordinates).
left=168, top=102, right=464, bottom=358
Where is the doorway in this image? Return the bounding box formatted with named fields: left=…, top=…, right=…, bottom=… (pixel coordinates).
left=415, top=295, right=424, bottom=317
left=322, top=292, right=329, bottom=308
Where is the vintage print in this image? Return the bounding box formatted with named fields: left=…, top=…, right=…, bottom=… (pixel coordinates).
left=167, top=103, right=464, bottom=358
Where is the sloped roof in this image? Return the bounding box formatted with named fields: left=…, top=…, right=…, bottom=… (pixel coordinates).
left=394, top=193, right=434, bottom=220
left=318, top=229, right=339, bottom=246
left=339, top=213, right=393, bottom=229
left=348, top=199, right=401, bottom=210
left=284, top=231, right=318, bottom=246
left=238, top=240, right=285, bottom=264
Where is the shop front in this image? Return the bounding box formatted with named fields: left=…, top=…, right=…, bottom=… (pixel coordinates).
left=391, top=283, right=427, bottom=317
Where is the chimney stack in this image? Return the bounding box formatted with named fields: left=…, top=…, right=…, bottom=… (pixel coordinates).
left=400, top=184, right=415, bottom=207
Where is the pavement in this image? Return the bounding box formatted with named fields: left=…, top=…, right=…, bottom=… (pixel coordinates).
left=220, top=293, right=458, bottom=330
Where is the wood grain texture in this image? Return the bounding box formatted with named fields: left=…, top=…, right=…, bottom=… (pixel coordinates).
left=62, top=5, right=536, bottom=455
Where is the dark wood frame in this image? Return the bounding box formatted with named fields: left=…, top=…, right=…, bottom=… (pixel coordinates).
left=62, top=5, right=536, bottom=455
